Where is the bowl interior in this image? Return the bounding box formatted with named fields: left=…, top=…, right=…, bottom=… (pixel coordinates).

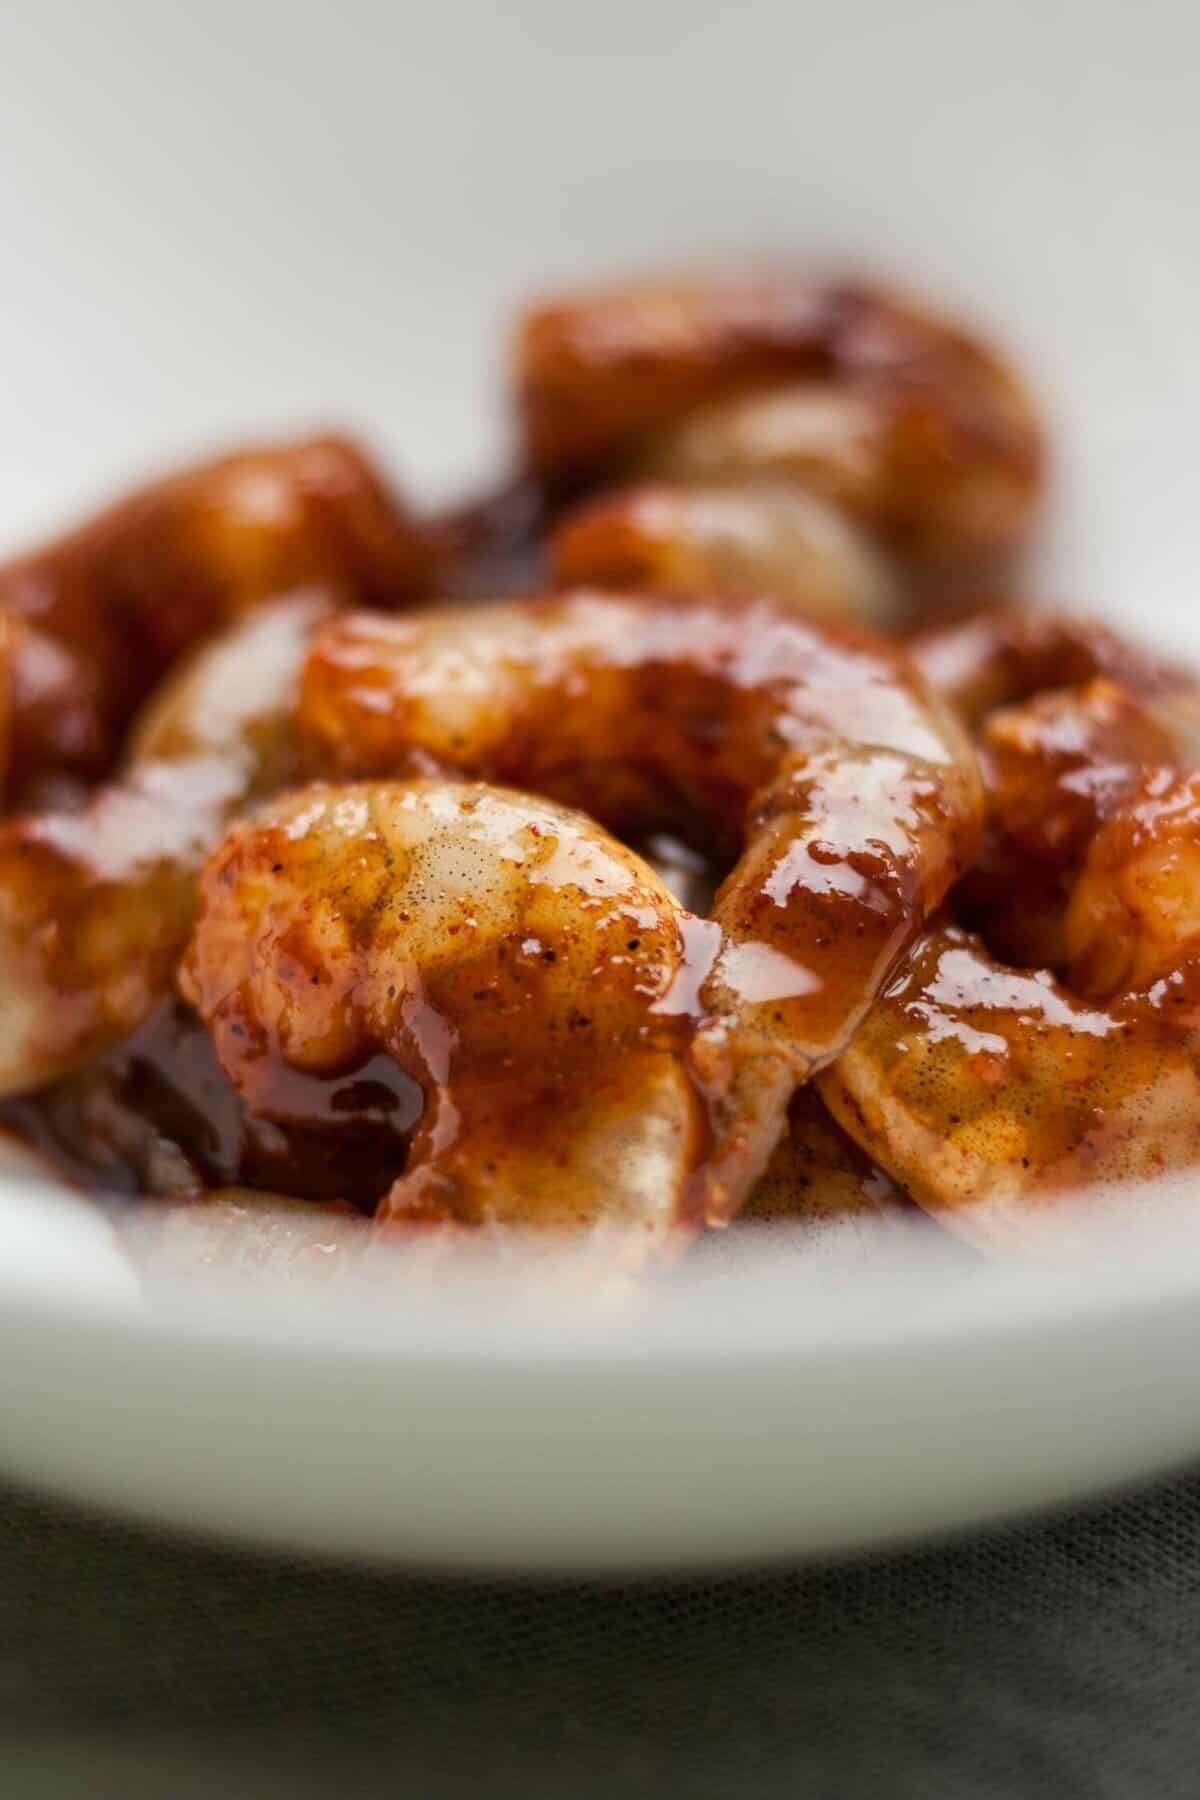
left=1, top=0, right=1199, bottom=1346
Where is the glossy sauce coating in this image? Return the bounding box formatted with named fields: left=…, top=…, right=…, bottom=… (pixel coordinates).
left=1066, top=770, right=1200, bottom=1002
left=826, top=636, right=1200, bottom=1238
left=0, top=593, right=331, bottom=1095
left=10, top=266, right=1190, bottom=1249
left=2, top=435, right=433, bottom=804
left=821, top=925, right=1200, bottom=1246
left=516, top=276, right=1045, bottom=563
left=955, top=678, right=1189, bottom=969
left=912, top=606, right=1188, bottom=727
left=182, top=780, right=706, bottom=1245
left=298, top=590, right=981, bottom=1216
left=16, top=998, right=421, bottom=1205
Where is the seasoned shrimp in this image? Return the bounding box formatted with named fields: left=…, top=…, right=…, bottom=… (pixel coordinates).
left=955, top=677, right=1190, bottom=968
left=979, top=678, right=1182, bottom=870
left=910, top=608, right=1200, bottom=965
left=26, top=993, right=423, bottom=1204
left=821, top=925, right=1200, bottom=1248
left=823, top=656, right=1200, bottom=1241
left=516, top=276, right=1045, bottom=562
left=2, top=434, right=432, bottom=804
left=0, top=592, right=332, bottom=1095
left=550, top=481, right=899, bottom=629
left=1065, top=770, right=1200, bottom=1003
left=297, top=591, right=981, bottom=1218
left=181, top=780, right=706, bottom=1244
left=911, top=606, right=1188, bottom=727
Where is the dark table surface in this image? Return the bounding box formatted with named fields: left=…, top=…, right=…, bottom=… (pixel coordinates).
left=2, top=1464, right=1199, bottom=1798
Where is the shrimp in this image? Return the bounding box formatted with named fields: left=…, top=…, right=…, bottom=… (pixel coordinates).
left=955, top=676, right=1189, bottom=969
left=0, top=592, right=332, bottom=1096
left=549, top=481, right=900, bottom=630
left=822, top=663, right=1200, bottom=1242
left=2, top=434, right=433, bottom=805
left=820, top=925, right=1200, bottom=1249
left=911, top=606, right=1189, bottom=728
left=180, top=780, right=706, bottom=1245
left=25, top=992, right=422, bottom=1204
left=1065, top=770, right=1200, bottom=1003
left=297, top=591, right=982, bottom=1218
left=515, top=275, right=1045, bottom=563
left=908, top=607, right=1200, bottom=965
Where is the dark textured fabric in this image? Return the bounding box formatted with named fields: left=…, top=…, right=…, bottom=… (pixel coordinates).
left=2, top=1473, right=1199, bottom=1797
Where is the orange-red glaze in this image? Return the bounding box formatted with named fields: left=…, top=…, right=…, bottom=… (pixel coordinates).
left=14, top=997, right=421, bottom=1205
left=0, top=596, right=330, bottom=1095
left=516, top=276, right=1044, bottom=562
left=182, top=779, right=707, bottom=1243
left=826, top=647, right=1200, bottom=1238
left=822, top=923, right=1200, bottom=1246
left=912, top=606, right=1188, bottom=727
left=298, top=591, right=980, bottom=1216
left=2, top=434, right=433, bottom=803
left=1066, top=770, right=1200, bottom=1004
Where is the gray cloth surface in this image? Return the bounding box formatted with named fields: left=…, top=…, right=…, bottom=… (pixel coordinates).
left=2, top=1470, right=1199, bottom=1798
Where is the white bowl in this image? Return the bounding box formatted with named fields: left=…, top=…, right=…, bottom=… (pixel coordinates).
left=1, top=0, right=1199, bottom=1571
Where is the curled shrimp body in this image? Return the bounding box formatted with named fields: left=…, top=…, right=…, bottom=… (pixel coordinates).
left=0, top=592, right=331, bottom=1096
left=823, top=640, right=1200, bottom=1242
left=549, top=481, right=899, bottom=630
left=913, top=608, right=1200, bottom=967
left=955, top=677, right=1191, bottom=969
left=516, top=276, right=1045, bottom=564
left=1065, top=770, right=1200, bottom=1003
left=297, top=591, right=982, bottom=1218
left=180, top=780, right=706, bottom=1242
left=979, top=678, right=1182, bottom=870
left=820, top=925, right=1200, bottom=1248
left=2, top=434, right=432, bottom=805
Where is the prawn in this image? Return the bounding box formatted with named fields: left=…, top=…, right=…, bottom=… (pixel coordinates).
left=180, top=780, right=706, bottom=1245
left=2, top=434, right=433, bottom=805
left=515, top=275, right=1045, bottom=564
left=956, top=675, right=1192, bottom=969
left=911, top=605, right=1189, bottom=728
left=1065, top=769, right=1200, bottom=1003
left=549, top=481, right=900, bottom=630
left=296, top=591, right=982, bottom=1219
left=911, top=608, right=1200, bottom=964
left=0, top=591, right=332, bottom=1095
left=820, top=924, right=1200, bottom=1249
left=822, top=641, right=1200, bottom=1242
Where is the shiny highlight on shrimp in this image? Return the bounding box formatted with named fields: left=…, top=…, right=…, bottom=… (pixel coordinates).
left=181, top=780, right=707, bottom=1246
left=0, top=593, right=331, bottom=1095
left=826, top=625, right=1200, bottom=1242
left=516, top=276, right=1045, bottom=563
left=2, top=435, right=432, bottom=805
left=297, top=590, right=982, bottom=1217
